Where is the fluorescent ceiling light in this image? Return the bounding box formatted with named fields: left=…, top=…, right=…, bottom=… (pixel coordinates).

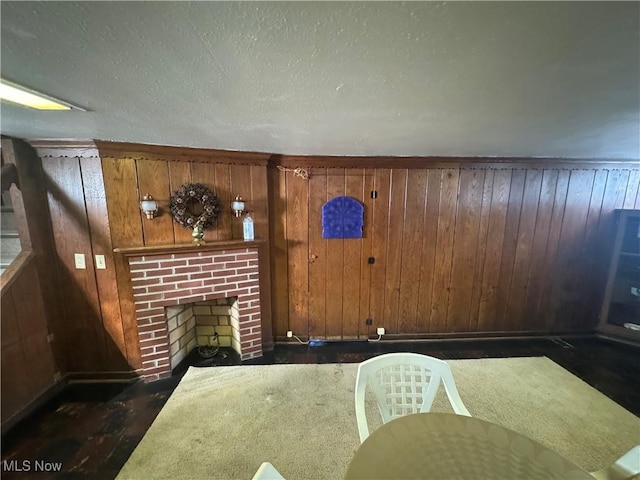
left=0, top=79, right=84, bottom=111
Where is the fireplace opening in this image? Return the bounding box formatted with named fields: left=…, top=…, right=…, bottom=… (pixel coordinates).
left=167, top=297, right=240, bottom=370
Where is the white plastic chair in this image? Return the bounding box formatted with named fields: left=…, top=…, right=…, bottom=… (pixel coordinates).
left=591, top=446, right=640, bottom=480
left=354, top=352, right=471, bottom=443
left=251, top=462, right=286, bottom=480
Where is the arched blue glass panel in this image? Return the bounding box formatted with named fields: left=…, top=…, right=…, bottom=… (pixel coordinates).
left=322, top=196, right=364, bottom=239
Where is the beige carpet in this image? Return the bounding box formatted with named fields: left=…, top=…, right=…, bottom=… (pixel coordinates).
left=116, top=357, right=639, bottom=480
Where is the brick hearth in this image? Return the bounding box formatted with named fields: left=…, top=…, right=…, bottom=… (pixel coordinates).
left=118, top=242, right=264, bottom=381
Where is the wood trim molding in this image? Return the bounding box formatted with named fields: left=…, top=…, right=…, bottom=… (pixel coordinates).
left=95, top=141, right=271, bottom=166
left=114, top=239, right=266, bottom=257
left=27, top=140, right=99, bottom=158
left=269, top=154, right=640, bottom=170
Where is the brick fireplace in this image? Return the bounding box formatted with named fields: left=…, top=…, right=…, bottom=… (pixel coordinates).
left=116, top=241, right=265, bottom=382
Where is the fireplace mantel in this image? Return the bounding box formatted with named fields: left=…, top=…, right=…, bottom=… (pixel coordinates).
left=114, top=239, right=265, bottom=257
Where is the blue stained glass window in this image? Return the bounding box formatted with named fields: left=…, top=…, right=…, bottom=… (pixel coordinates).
left=322, top=196, right=364, bottom=239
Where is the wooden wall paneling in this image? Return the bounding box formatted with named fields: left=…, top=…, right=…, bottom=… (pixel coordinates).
left=324, top=170, right=346, bottom=338
left=250, top=165, right=270, bottom=241
left=269, top=167, right=289, bottom=337
left=79, top=157, right=129, bottom=371
left=537, top=170, right=571, bottom=331
left=579, top=169, right=631, bottom=328
left=102, top=157, right=144, bottom=367
left=168, top=161, right=194, bottom=243
left=342, top=169, right=365, bottom=338
left=547, top=169, right=595, bottom=330
left=368, top=169, right=391, bottom=331
left=397, top=169, right=428, bottom=334
left=358, top=169, right=376, bottom=338
left=12, top=267, right=57, bottom=394
left=136, top=159, right=174, bottom=245
left=468, top=170, right=493, bottom=332
left=102, top=157, right=144, bottom=247
left=286, top=171, right=310, bottom=338
left=416, top=170, right=443, bottom=332
left=382, top=169, right=408, bottom=334
left=446, top=169, right=485, bottom=332
left=1, top=287, right=20, bottom=349
left=213, top=164, right=232, bottom=241
left=476, top=169, right=512, bottom=331
left=429, top=169, right=459, bottom=332
left=307, top=171, right=327, bottom=338
left=230, top=164, right=253, bottom=240
left=44, top=156, right=111, bottom=372
left=623, top=169, right=640, bottom=209
left=494, top=169, right=526, bottom=330
left=3, top=139, right=66, bottom=372
left=571, top=169, right=608, bottom=330
left=505, top=169, right=543, bottom=330
left=1, top=291, right=31, bottom=424
left=521, top=170, right=559, bottom=331
left=190, top=161, right=219, bottom=241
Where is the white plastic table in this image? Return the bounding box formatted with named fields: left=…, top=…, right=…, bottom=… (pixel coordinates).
left=344, top=413, right=593, bottom=480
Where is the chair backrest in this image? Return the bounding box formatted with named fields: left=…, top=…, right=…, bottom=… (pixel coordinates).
left=251, top=462, right=286, bottom=480
left=354, top=352, right=471, bottom=443
left=591, top=445, right=640, bottom=480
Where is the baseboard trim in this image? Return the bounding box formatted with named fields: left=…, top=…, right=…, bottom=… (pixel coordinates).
left=66, top=370, right=141, bottom=383
left=275, top=331, right=596, bottom=344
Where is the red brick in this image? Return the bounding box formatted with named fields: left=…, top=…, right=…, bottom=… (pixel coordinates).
left=129, top=262, right=159, bottom=271
left=224, top=261, right=249, bottom=269
left=132, top=277, right=163, bottom=287
left=190, top=271, right=214, bottom=280
left=189, top=258, right=213, bottom=265
left=138, top=324, right=168, bottom=334
left=240, top=332, right=262, bottom=342
left=201, top=266, right=236, bottom=275
left=144, top=268, right=175, bottom=277
left=141, top=352, right=171, bottom=362
left=235, top=253, right=259, bottom=261
left=177, top=280, right=204, bottom=289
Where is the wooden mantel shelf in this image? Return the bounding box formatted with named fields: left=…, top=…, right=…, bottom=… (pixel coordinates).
left=114, top=239, right=265, bottom=257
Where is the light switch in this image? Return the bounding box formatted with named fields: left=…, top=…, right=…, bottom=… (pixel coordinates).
left=95, top=254, right=106, bottom=270
left=74, top=253, right=86, bottom=269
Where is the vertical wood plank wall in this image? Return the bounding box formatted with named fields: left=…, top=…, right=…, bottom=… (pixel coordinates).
left=27, top=140, right=640, bottom=374
left=270, top=162, right=640, bottom=340
left=1, top=139, right=61, bottom=431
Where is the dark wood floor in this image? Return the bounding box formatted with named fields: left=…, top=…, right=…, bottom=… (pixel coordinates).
left=1, top=335, right=639, bottom=479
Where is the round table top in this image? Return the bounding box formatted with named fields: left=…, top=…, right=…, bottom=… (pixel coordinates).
left=344, top=413, right=593, bottom=480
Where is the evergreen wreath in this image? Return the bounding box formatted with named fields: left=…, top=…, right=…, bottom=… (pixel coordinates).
left=169, top=183, right=220, bottom=229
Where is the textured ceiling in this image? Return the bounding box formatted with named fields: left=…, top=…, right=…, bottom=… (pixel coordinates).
left=1, top=1, right=639, bottom=159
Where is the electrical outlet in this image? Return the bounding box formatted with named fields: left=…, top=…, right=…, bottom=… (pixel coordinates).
left=95, top=254, right=106, bottom=269
left=287, top=330, right=293, bottom=338
left=376, top=327, right=385, bottom=336
left=74, top=253, right=86, bottom=269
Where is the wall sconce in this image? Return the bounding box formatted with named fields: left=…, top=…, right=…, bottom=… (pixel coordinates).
left=232, top=195, right=245, bottom=217
left=140, top=194, right=159, bottom=219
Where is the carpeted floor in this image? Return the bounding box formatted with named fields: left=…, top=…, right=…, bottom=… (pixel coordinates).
left=116, top=357, right=639, bottom=480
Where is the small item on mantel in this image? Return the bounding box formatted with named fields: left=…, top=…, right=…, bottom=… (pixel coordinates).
left=243, top=213, right=255, bottom=241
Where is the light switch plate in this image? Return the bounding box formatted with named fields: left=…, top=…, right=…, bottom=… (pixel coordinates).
left=74, top=253, right=86, bottom=269
left=95, top=254, right=106, bottom=269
